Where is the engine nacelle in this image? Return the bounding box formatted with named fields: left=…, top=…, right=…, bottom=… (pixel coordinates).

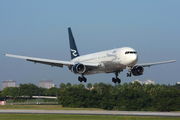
left=72, top=63, right=86, bottom=74
left=131, top=66, right=144, bottom=76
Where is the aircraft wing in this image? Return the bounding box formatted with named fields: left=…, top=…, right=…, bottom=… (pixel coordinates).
left=5, top=54, right=100, bottom=68
left=136, top=60, right=176, bottom=67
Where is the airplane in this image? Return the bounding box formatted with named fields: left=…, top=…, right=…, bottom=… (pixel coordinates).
left=5, top=27, right=176, bottom=84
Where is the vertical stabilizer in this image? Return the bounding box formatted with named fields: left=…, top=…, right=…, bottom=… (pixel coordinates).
left=68, top=27, right=80, bottom=59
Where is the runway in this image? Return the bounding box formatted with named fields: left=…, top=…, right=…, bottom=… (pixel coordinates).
left=0, top=110, right=180, bottom=117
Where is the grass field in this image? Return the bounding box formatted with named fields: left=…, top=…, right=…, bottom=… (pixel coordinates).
left=0, top=114, right=180, bottom=120
left=0, top=105, right=180, bottom=120
left=0, top=105, right=104, bottom=110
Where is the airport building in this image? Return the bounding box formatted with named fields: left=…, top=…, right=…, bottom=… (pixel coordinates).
left=144, top=79, right=155, bottom=85
left=2, top=79, right=16, bottom=90
left=132, top=79, right=155, bottom=85
left=132, top=79, right=143, bottom=85
left=39, top=80, right=56, bottom=89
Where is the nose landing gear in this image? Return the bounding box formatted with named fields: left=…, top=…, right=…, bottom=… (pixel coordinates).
left=127, top=67, right=132, bottom=77
left=127, top=72, right=132, bottom=77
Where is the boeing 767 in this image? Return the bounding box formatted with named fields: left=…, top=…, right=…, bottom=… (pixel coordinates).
left=5, top=27, right=176, bottom=83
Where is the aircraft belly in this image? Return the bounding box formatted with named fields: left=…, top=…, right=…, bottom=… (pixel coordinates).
left=103, top=61, right=125, bottom=70
left=84, top=61, right=125, bottom=75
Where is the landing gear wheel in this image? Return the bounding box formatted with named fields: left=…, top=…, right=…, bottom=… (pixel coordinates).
left=78, top=76, right=87, bottom=83
left=112, top=78, right=115, bottom=83
left=117, top=78, right=121, bottom=84
left=79, top=77, right=82, bottom=82
left=83, top=77, right=87, bottom=82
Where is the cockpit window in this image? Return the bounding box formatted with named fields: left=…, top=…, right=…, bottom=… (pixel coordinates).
left=125, top=51, right=137, bottom=54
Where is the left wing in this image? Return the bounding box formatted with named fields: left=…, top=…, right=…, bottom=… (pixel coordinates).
left=136, top=60, right=176, bottom=67
left=5, top=54, right=100, bottom=68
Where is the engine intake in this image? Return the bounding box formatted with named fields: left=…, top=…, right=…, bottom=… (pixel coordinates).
left=131, top=66, right=144, bottom=76
left=72, top=63, right=86, bottom=74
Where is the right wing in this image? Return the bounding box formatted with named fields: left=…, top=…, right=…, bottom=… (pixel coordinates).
left=136, top=60, right=176, bottom=67
left=5, top=54, right=100, bottom=68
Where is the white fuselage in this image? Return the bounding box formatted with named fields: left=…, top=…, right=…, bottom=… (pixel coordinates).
left=71, top=47, right=138, bottom=75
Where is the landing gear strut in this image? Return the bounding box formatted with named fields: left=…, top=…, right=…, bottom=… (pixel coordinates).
left=127, top=67, right=132, bottom=77
left=78, top=75, right=87, bottom=83
left=112, top=70, right=121, bottom=84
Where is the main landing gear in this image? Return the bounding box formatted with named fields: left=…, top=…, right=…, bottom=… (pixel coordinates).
left=78, top=75, right=87, bottom=82
left=112, top=70, right=121, bottom=84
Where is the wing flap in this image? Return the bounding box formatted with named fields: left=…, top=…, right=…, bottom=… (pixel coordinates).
left=27, top=59, right=63, bottom=67
left=137, top=60, right=176, bottom=67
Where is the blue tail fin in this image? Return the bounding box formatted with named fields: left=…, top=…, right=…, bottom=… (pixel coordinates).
left=68, top=27, right=80, bottom=59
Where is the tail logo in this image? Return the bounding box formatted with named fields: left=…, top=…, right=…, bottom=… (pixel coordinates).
left=71, top=49, right=78, bottom=56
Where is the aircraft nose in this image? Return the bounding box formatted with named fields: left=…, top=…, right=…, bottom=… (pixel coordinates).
left=131, top=55, right=138, bottom=64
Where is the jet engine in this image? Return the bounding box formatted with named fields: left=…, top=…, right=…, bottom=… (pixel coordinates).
left=131, top=66, right=144, bottom=76
left=72, top=63, right=86, bottom=74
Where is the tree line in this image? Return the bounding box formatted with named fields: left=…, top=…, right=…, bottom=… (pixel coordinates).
left=58, top=82, right=180, bottom=111
left=1, top=82, right=180, bottom=111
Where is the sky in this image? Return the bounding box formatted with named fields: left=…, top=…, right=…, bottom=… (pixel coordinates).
left=0, top=0, right=180, bottom=90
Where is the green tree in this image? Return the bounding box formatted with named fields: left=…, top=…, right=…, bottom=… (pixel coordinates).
left=58, top=87, right=89, bottom=107
left=143, top=84, right=155, bottom=94
left=101, top=84, right=114, bottom=94
left=72, top=84, right=78, bottom=88
left=0, top=91, right=5, bottom=101
left=154, top=88, right=180, bottom=111
left=128, top=82, right=133, bottom=89
left=1, top=87, right=19, bottom=99
left=44, top=87, right=58, bottom=96
left=56, top=82, right=180, bottom=111
left=93, top=83, right=99, bottom=92
left=77, top=83, right=85, bottom=89
left=66, top=82, right=72, bottom=88
left=100, top=93, right=116, bottom=110
left=19, top=83, right=39, bottom=98
left=99, top=82, right=105, bottom=94
left=154, top=83, right=161, bottom=91
left=86, top=89, right=101, bottom=108
left=1, top=87, right=11, bottom=97
left=173, top=83, right=180, bottom=90
left=122, top=82, right=128, bottom=89
left=160, top=84, right=167, bottom=90
left=117, top=84, right=123, bottom=91
left=59, top=83, right=66, bottom=90
left=133, top=81, right=142, bottom=90
left=87, top=83, right=92, bottom=90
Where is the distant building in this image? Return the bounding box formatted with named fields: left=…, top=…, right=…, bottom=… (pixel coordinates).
left=132, top=79, right=143, bottom=85
left=87, top=86, right=94, bottom=90
left=2, top=79, right=16, bottom=90
left=177, top=82, right=180, bottom=84
left=144, top=79, right=155, bottom=85
left=132, top=79, right=155, bottom=85
left=39, top=80, right=56, bottom=89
